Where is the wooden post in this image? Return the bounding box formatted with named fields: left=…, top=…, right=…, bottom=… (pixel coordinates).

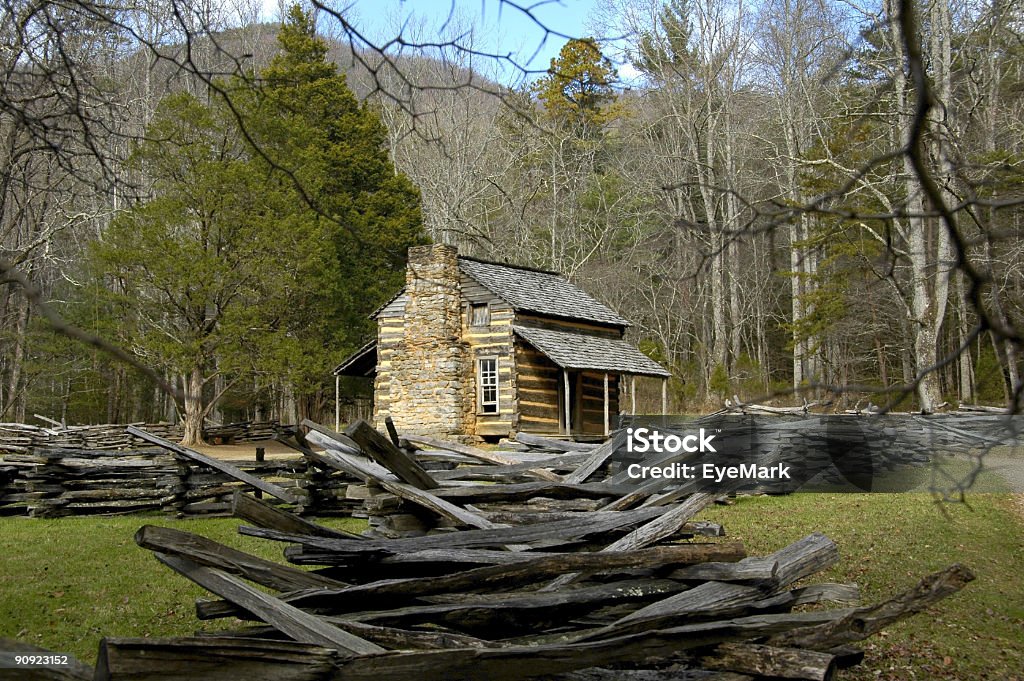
left=563, top=370, right=572, bottom=436
left=631, top=376, right=637, bottom=415
left=254, top=446, right=265, bottom=499
left=662, top=378, right=668, bottom=414
left=603, top=373, right=610, bottom=437
left=334, top=374, right=340, bottom=432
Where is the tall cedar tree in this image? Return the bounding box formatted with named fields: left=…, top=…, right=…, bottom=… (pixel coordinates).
left=92, top=6, right=424, bottom=444
left=241, top=6, right=425, bottom=419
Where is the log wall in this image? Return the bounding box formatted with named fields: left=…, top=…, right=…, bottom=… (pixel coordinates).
left=461, top=273, right=516, bottom=438
left=515, top=344, right=561, bottom=434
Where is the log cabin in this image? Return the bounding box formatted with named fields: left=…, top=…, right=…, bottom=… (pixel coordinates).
left=333, top=245, right=670, bottom=442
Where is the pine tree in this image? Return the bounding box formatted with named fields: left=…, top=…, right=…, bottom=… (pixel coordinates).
left=534, top=38, right=618, bottom=135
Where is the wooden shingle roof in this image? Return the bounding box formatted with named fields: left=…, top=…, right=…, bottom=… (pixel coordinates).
left=458, top=257, right=630, bottom=327
left=513, top=325, right=670, bottom=377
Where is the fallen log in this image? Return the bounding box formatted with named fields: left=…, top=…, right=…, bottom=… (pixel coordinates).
left=696, top=642, right=836, bottom=681
left=199, top=579, right=688, bottom=633
left=403, top=434, right=561, bottom=482
left=562, top=439, right=616, bottom=484
left=325, top=579, right=686, bottom=635
left=303, top=431, right=398, bottom=483
left=431, top=482, right=630, bottom=504
left=768, top=563, right=976, bottom=650
left=268, top=507, right=668, bottom=563
left=544, top=492, right=720, bottom=590
left=378, top=481, right=496, bottom=530
left=668, top=557, right=778, bottom=584
left=431, top=454, right=590, bottom=482
left=514, top=433, right=601, bottom=452
left=195, top=543, right=747, bottom=619
left=599, top=533, right=840, bottom=637
left=94, top=637, right=342, bottom=681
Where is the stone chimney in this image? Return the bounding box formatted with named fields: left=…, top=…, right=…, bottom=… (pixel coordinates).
left=383, top=244, right=470, bottom=437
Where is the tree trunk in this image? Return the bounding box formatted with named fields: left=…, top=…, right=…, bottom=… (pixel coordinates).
left=107, top=365, right=122, bottom=424
left=790, top=216, right=806, bottom=391
left=889, top=0, right=947, bottom=412
left=956, top=271, right=974, bottom=402
left=875, top=336, right=889, bottom=387
left=181, top=367, right=206, bottom=446
left=254, top=377, right=264, bottom=422
left=282, top=382, right=297, bottom=426
left=7, top=296, right=29, bottom=422
left=165, top=372, right=179, bottom=423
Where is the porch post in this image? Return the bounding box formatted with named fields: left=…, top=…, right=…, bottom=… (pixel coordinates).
left=630, top=375, right=637, bottom=415
left=335, top=374, right=340, bottom=431
left=563, top=369, right=572, bottom=436
left=603, top=372, right=610, bottom=437
left=661, top=378, right=668, bottom=414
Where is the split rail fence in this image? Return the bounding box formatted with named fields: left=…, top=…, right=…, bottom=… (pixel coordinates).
left=0, top=417, right=977, bottom=680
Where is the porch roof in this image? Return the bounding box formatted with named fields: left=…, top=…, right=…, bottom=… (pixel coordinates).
left=512, top=325, right=670, bottom=378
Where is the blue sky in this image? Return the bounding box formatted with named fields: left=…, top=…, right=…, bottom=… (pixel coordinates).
left=351, top=0, right=602, bottom=76
left=264, top=1, right=625, bottom=86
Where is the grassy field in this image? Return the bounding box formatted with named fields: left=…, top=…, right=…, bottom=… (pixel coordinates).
left=0, top=515, right=365, bottom=663
left=702, top=494, right=1024, bottom=680
left=1, top=495, right=1022, bottom=680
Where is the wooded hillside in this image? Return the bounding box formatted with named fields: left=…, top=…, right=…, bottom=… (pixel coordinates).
left=1, top=0, right=1021, bottom=427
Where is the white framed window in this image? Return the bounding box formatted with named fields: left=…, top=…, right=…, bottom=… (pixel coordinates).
left=470, top=303, right=490, bottom=327
left=478, top=357, right=499, bottom=414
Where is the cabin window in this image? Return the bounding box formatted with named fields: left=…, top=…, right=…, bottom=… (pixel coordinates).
left=478, top=358, right=499, bottom=414
left=470, top=303, right=490, bottom=327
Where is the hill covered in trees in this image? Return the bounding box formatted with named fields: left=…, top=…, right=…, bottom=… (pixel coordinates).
left=1, top=0, right=1021, bottom=428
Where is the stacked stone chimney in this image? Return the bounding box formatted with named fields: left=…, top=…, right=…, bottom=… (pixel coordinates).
left=381, top=244, right=471, bottom=438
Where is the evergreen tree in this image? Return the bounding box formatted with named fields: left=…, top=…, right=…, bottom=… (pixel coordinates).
left=92, top=91, right=301, bottom=444
left=90, top=6, right=424, bottom=443
left=238, top=5, right=425, bottom=418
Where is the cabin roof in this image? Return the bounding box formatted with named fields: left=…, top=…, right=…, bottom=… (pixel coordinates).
left=512, top=325, right=670, bottom=377
left=458, top=257, right=630, bottom=327
left=370, top=258, right=631, bottom=328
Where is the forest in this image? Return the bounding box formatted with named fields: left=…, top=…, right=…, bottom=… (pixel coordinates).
left=0, top=0, right=1021, bottom=437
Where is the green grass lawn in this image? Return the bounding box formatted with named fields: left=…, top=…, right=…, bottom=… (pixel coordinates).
left=0, top=514, right=364, bottom=664
left=1, top=496, right=1022, bottom=680
left=702, top=494, right=1024, bottom=680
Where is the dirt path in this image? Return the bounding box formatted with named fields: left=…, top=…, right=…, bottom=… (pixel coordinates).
left=191, top=439, right=301, bottom=461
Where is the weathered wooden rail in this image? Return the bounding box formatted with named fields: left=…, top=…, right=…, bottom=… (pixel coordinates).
left=0, top=445, right=308, bottom=518
left=2, top=410, right=1019, bottom=519
left=0, top=420, right=288, bottom=453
